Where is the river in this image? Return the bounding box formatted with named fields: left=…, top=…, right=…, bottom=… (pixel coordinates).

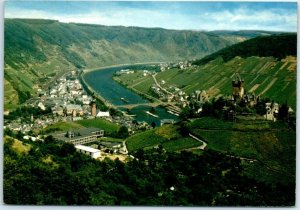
left=83, top=65, right=178, bottom=126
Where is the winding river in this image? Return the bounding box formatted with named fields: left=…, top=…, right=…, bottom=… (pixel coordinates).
left=83, top=65, right=178, bottom=126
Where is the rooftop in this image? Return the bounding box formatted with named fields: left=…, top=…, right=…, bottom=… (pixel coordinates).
left=75, top=145, right=100, bottom=153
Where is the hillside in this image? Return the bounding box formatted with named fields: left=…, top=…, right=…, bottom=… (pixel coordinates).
left=193, top=34, right=296, bottom=65
left=117, top=34, right=296, bottom=109
left=4, top=18, right=248, bottom=109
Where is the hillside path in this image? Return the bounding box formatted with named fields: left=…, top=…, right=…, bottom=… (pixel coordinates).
left=189, top=133, right=207, bottom=150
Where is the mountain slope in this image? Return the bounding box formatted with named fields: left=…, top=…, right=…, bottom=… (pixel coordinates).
left=117, top=34, right=297, bottom=109
left=4, top=18, right=250, bottom=109
left=193, top=34, right=296, bottom=65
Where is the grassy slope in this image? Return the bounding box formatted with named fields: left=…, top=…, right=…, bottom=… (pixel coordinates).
left=76, top=118, right=119, bottom=133
left=43, top=121, right=85, bottom=133
left=4, top=18, right=246, bottom=109
left=193, top=34, right=296, bottom=65
left=126, top=124, right=201, bottom=152
left=44, top=118, right=119, bottom=134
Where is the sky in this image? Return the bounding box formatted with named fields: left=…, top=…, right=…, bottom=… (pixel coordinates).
left=4, top=1, right=298, bottom=32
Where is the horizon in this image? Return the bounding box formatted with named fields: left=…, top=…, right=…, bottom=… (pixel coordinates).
left=5, top=17, right=297, bottom=33
left=4, top=1, right=298, bottom=32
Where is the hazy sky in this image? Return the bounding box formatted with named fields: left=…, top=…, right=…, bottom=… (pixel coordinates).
left=4, top=1, right=298, bottom=32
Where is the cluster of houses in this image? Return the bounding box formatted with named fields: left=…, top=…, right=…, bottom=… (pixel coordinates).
left=115, top=69, right=135, bottom=75
left=159, top=61, right=192, bottom=71
left=37, top=71, right=94, bottom=119
left=151, top=77, right=209, bottom=111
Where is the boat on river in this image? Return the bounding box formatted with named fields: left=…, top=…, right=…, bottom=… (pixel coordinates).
left=145, top=111, right=159, bottom=118
left=120, top=97, right=129, bottom=103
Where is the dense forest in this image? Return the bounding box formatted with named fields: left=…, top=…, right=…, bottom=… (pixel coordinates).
left=4, top=136, right=295, bottom=206
left=193, top=34, right=297, bottom=65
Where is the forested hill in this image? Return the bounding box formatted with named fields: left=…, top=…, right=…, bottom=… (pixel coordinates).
left=4, top=18, right=247, bottom=108
left=193, top=34, right=297, bottom=65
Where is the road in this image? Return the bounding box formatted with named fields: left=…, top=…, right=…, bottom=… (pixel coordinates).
left=189, top=133, right=207, bottom=150
left=115, top=101, right=176, bottom=109
left=152, top=73, right=173, bottom=95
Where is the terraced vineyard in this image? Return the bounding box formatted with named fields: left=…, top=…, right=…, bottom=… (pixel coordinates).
left=118, top=56, right=296, bottom=109
left=189, top=117, right=296, bottom=185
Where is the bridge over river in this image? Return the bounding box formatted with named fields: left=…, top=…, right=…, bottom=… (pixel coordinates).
left=115, top=102, right=176, bottom=109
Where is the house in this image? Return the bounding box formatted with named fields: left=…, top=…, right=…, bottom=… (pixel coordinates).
left=38, top=102, right=46, bottom=111
left=65, top=104, right=83, bottom=116
left=51, top=127, right=104, bottom=145
left=264, top=102, right=279, bottom=121
left=160, top=119, right=175, bottom=126
left=75, top=145, right=101, bottom=159
left=52, top=106, right=64, bottom=116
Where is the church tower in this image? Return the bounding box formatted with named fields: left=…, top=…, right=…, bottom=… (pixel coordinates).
left=90, top=101, right=97, bottom=117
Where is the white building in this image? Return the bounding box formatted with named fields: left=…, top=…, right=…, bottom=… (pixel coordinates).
left=75, top=145, right=101, bottom=159
left=37, top=102, right=46, bottom=111
left=96, top=111, right=110, bottom=118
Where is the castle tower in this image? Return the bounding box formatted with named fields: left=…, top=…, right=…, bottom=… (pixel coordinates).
left=90, top=101, right=97, bottom=117
left=232, top=73, right=244, bottom=100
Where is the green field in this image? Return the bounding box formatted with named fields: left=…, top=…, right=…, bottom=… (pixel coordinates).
left=126, top=124, right=200, bottom=152
left=162, top=138, right=201, bottom=152
left=117, top=56, right=296, bottom=109
left=43, top=121, right=84, bottom=133
left=44, top=118, right=119, bottom=135
left=76, top=118, right=119, bottom=133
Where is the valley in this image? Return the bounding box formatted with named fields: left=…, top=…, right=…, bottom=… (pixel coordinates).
left=3, top=18, right=296, bottom=206
left=4, top=19, right=254, bottom=109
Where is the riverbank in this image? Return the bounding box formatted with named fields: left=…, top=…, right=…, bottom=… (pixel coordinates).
left=112, top=76, right=160, bottom=103
left=83, top=62, right=165, bottom=73
left=81, top=62, right=163, bottom=107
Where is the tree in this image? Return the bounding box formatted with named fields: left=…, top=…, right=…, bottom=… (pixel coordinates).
left=178, top=121, right=191, bottom=137
left=151, top=121, right=156, bottom=129
left=179, top=107, right=193, bottom=120
left=117, top=126, right=129, bottom=139
left=44, top=135, right=55, bottom=144
left=278, top=102, right=289, bottom=121
left=201, top=101, right=213, bottom=117
left=60, top=143, right=76, bottom=156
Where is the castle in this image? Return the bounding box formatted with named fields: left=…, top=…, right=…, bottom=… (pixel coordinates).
left=232, top=73, right=257, bottom=106
left=232, top=73, right=244, bottom=100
